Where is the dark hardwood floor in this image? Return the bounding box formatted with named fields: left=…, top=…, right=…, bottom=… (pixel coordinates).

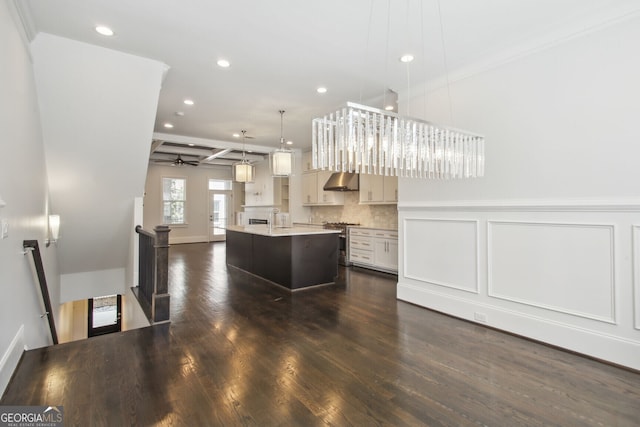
left=2, top=242, right=639, bottom=426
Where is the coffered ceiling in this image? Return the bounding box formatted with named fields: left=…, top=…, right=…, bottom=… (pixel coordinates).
left=17, top=0, right=640, bottom=167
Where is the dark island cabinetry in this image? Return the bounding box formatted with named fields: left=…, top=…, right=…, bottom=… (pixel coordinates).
left=226, top=226, right=339, bottom=290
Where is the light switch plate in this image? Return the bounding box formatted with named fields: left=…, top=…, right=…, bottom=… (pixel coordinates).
left=1, top=218, right=8, bottom=239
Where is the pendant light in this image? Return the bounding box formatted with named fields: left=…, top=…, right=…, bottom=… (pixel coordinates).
left=270, top=110, right=294, bottom=177
left=233, top=130, right=255, bottom=183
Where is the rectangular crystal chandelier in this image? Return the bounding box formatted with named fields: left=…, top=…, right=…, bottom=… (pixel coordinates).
left=312, top=102, right=484, bottom=179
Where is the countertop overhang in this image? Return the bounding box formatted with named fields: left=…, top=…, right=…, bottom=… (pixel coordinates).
left=226, top=225, right=340, bottom=237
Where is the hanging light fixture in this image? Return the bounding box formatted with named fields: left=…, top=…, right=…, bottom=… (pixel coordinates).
left=233, top=130, right=255, bottom=183
left=312, top=103, right=484, bottom=179
left=270, top=110, right=293, bottom=177
left=311, top=0, right=484, bottom=180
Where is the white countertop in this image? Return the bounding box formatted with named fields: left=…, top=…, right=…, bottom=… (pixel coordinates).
left=227, top=224, right=341, bottom=237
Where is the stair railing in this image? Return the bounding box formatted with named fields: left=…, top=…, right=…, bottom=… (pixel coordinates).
left=23, top=240, right=58, bottom=344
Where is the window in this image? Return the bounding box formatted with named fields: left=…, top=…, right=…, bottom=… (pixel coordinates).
left=208, top=179, right=232, bottom=190
left=162, top=177, right=186, bottom=224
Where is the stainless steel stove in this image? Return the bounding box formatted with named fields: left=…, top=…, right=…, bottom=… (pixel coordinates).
left=323, top=222, right=359, bottom=266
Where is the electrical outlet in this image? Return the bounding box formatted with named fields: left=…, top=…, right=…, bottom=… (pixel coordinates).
left=474, top=312, right=487, bottom=323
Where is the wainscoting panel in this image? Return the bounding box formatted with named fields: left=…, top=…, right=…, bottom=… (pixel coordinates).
left=404, top=218, right=479, bottom=293
left=633, top=225, right=640, bottom=330
left=398, top=202, right=640, bottom=370
left=488, top=221, right=615, bottom=323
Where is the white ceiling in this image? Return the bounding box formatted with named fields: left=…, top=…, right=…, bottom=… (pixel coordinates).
left=19, top=0, right=640, bottom=165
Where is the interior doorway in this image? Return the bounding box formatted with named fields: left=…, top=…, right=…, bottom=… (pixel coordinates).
left=88, top=294, right=122, bottom=337
left=208, top=179, right=233, bottom=242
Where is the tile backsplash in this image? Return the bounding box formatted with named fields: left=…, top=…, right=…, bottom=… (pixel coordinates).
left=309, top=192, right=398, bottom=229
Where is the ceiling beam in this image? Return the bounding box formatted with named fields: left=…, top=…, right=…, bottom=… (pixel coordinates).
left=153, top=145, right=213, bottom=157
left=203, top=148, right=232, bottom=162
left=153, top=132, right=290, bottom=155
left=150, top=139, right=165, bottom=153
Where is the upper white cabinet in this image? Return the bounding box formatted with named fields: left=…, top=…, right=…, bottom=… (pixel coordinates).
left=302, top=151, right=314, bottom=172
left=301, top=152, right=344, bottom=206
left=301, top=172, right=318, bottom=205
left=359, top=174, right=398, bottom=204
left=383, top=175, right=398, bottom=203
left=301, top=170, right=344, bottom=206
left=316, top=170, right=344, bottom=205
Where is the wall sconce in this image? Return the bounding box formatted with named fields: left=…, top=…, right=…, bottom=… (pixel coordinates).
left=46, top=214, right=60, bottom=247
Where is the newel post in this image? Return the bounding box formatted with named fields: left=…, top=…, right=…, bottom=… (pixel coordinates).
left=152, top=225, right=171, bottom=323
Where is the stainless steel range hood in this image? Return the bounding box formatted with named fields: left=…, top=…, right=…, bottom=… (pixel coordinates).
left=323, top=172, right=359, bottom=191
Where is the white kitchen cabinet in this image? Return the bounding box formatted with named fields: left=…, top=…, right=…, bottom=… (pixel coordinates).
left=316, top=170, right=344, bottom=205
left=382, top=175, right=398, bottom=203
left=301, top=170, right=344, bottom=206
left=301, top=173, right=318, bottom=205
left=359, top=174, right=383, bottom=203
left=348, top=227, right=398, bottom=273
left=372, top=230, right=398, bottom=272
left=359, top=174, right=398, bottom=204
left=301, top=151, right=314, bottom=172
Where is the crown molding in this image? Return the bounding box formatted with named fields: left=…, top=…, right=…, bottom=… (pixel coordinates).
left=403, top=3, right=640, bottom=99
left=8, top=0, right=37, bottom=48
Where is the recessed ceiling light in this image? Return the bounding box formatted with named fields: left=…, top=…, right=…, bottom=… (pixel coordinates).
left=217, top=59, right=230, bottom=68
left=232, top=133, right=240, bottom=138
left=95, top=26, right=114, bottom=37
left=385, top=105, right=394, bottom=111
left=317, top=87, right=327, bottom=94
left=286, top=140, right=293, bottom=145
left=175, top=111, right=185, bottom=116
left=400, top=54, right=414, bottom=63
left=163, top=123, right=174, bottom=129
left=183, top=99, right=194, bottom=106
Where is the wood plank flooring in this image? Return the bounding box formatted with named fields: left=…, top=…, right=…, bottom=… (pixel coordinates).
left=2, top=242, right=639, bottom=426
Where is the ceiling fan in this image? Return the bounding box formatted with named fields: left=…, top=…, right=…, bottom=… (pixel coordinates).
left=154, top=154, right=199, bottom=167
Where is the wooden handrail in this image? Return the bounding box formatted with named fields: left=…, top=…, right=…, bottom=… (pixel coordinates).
left=23, top=240, right=58, bottom=345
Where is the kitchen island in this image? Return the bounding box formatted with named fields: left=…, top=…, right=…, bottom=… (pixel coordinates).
left=225, top=225, right=340, bottom=290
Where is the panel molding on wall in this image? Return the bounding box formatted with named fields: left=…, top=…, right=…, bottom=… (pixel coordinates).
left=633, top=225, right=640, bottom=330
left=398, top=199, right=640, bottom=212
left=487, top=220, right=616, bottom=324
left=403, top=218, right=479, bottom=293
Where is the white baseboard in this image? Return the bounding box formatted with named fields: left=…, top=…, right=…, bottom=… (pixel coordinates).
left=0, top=325, right=25, bottom=396
left=169, top=235, right=209, bottom=244
left=398, top=282, right=640, bottom=371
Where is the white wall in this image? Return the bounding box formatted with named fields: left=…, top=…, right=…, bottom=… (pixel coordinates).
left=30, top=34, right=167, bottom=295
left=397, top=15, right=640, bottom=369
left=144, top=164, right=233, bottom=244
left=0, top=2, right=60, bottom=395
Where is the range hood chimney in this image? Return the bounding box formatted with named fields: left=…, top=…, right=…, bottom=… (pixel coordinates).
left=323, top=172, right=359, bottom=191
